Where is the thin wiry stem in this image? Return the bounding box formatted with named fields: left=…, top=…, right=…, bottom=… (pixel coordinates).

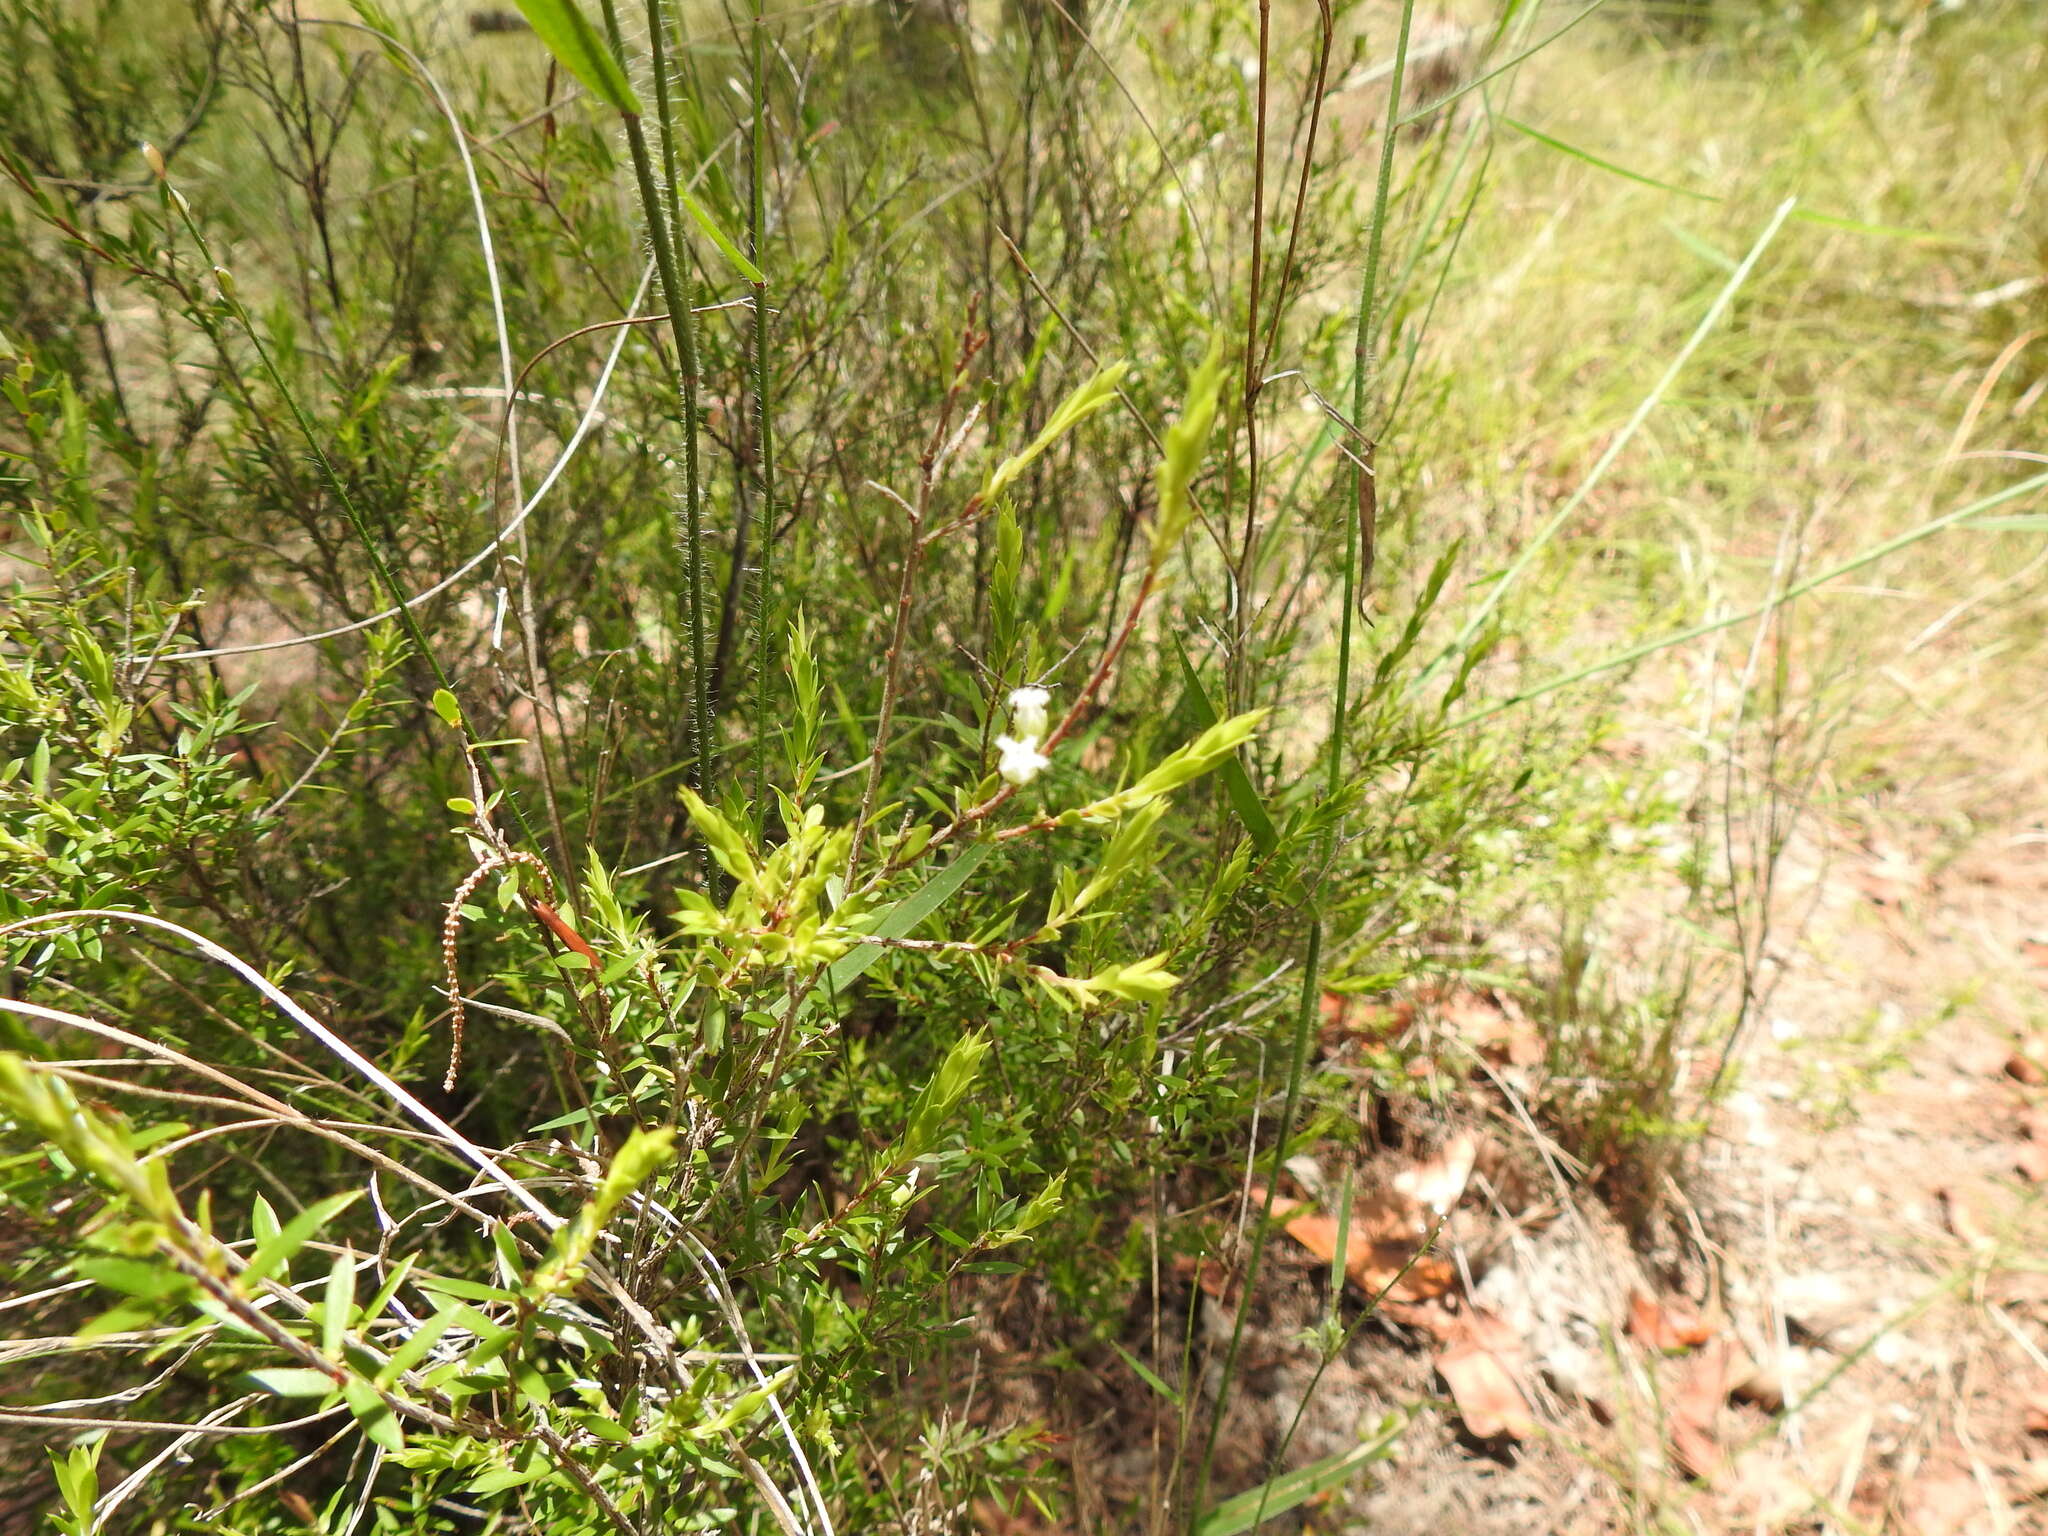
left=596, top=0, right=711, bottom=803
left=642, top=0, right=715, bottom=797
left=748, top=0, right=777, bottom=815
left=1347, top=0, right=1418, bottom=610
left=1198, top=6, right=1415, bottom=1522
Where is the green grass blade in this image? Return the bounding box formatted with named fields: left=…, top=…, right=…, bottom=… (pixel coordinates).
left=1429, top=196, right=1798, bottom=673
left=1500, top=115, right=1715, bottom=201
left=824, top=843, right=992, bottom=993
left=1111, top=1342, right=1183, bottom=1407
left=1172, top=639, right=1277, bottom=856
left=678, top=184, right=765, bottom=284
left=511, top=0, right=642, bottom=114
left=1195, top=1417, right=1406, bottom=1536
left=1502, top=116, right=1950, bottom=241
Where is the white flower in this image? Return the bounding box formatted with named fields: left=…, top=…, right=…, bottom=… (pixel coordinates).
left=996, top=733, right=1050, bottom=786
left=1006, top=685, right=1051, bottom=739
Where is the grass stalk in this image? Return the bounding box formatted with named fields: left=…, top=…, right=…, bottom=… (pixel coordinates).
left=747, top=0, right=776, bottom=813
left=597, top=0, right=713, bottom=802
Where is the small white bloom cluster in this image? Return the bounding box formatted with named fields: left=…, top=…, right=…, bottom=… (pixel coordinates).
left=996, top=686, right=1053, bottom=786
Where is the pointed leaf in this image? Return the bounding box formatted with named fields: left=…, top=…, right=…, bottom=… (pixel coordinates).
left=509, top=0, right=642, bottom=114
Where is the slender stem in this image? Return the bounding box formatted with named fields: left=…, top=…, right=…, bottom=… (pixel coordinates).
left=1190, top=919, right=1323, bottom=1525
left=642, top=0, right=712, bottom=794
left=1347, top=0, right=1418, bottom=613
left=747, top=0, right=776, bottom=815
left=1230, top=0, right=1273, bottom=713
left=1200, top=9, right=1416, bottom=1524
left=847, top=324, right=980, bottom=880
left=598, top=0, right=712, bottom=802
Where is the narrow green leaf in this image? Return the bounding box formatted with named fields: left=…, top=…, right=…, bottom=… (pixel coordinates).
left=343, top=1377, right=405, bottom=1452
left=247, top=1367, right=342, bottom=1399
left=1196, top=1418, right=1405, bottom=1535
left=1501, top=116, right=1947, bottom=242
left=242, top=1191, right=361, bottom=1288
left=509, top=0, right=642, bottom=115
left=359, top=1255, right=416, bottom=1328
left=825, top=843, right=991, bottom=993
left=984, top=361, right=1127, bottom=503
left=374, top=1300, right=464, bottom=1387
left=677, top=186, right=765, bottom=284
left=322, top=1250, right=355, bottom=1357
left=1172, top=639, right=1277, bottom=855
left=529, top=1127, right=675, bottom=1299
left=897, top=1031, right=988, bottom=1163
left=1153, top=338, right=1229, bottom=559
left=1111, top=1342, right=1182, bottom=1407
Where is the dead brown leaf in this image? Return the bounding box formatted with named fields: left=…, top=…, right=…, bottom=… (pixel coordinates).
left=1669, top=1337, right=1745, bottom=1479
left=1628, top=1289, right=1715, bottom=1353
left=1440, top=990, right=1545, bottom=1068
left=2018, top=1109, right=2048, bottom=1183
left=2024, top=1388, right=2048, bottom=1437
left=1939, top=1185, right=1994, bottom=1251
left=1436, top=1307, right=1536, bottom=1441
left=1381, top=1298, right=1460, bottom=1341
left=1171, top=1252, right=1236, bottom=1304
left=1253, top=1186, right=1456, bottom=1302
left=1901, top=1465, right=1989, bottom=1536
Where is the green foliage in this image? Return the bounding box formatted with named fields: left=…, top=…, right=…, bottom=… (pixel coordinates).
left=7, top=0, right=2033, bottom=1528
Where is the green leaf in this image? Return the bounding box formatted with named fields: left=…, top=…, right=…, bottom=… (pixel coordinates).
left=322, top=1250, right=355, bottom=1357
left=72, top=1254, right=190, bottom=1301
left=897, top=1031, right=988, bottom=1163
left=1061, top=710, right=1269, bottom=827
left=344, top=1377, right=405, bottom=1452
left=1110, top=1342, right=1181, bottom=1407
left=411, top=1273, right=521, bottom=1304
left=359, top=1255, right=417, bottom=1328
left=1196, top=1417, right=1406, bottom=1535
left=679, top=788, right=759, bottom=889
left=825, top=843, right=990, bottom=993
left=374, top=1300, right=466, bottom=1386
left=48, top=1440, right=102, bottom=1536
left=1153, top=336, right=1228, bottom=560
left=1005, top=1171, right=1067, bottom=1241
left=1172, top=640, right=1277, bottom=856
left=1081, top=954, right=1179, bottom=1005
left=1499, top=116, right=1947, bottom=242
left=677, top=186, right=765, bottom=284
left=469, top=1462, right=547, bottom=1494
left=241, top=1191, right=362, bottom=1289
left=983, top=361, right=1127, bottom=503
left=430, top=688, right=463, bottom=728
left=529, top=1127, right=676, bottom=1299
left=508, top=0, right=642, bottom=114
left=247, top=1367, right=343, bottom=1398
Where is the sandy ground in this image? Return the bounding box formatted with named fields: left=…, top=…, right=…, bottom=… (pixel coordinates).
left=1328, top=807, right=2048, bottom=1534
